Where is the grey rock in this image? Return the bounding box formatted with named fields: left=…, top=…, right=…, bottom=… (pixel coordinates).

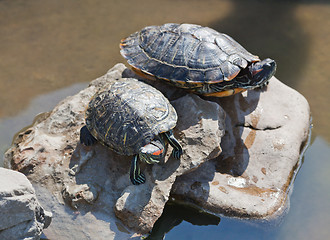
left=3, top=64, right=224, bottom=237
left=0, top=167, right=52, bottom=240
left=114, top=93, right=224, bottom=233
left=2, top=63, right=310, bottom=237
left=171, top=77, right=311, bottom=219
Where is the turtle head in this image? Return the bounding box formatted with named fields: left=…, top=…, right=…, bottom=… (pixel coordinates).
left=139, top=138, right=166, bottom=164
left=247, top=58, right=277, bottom=88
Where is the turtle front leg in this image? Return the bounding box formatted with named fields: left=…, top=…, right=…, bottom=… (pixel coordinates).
left=163, top=130, right=183, bottom=159
left=80, top=125, right=97, bottom=146
left=130, top=155, right=146, bottom=185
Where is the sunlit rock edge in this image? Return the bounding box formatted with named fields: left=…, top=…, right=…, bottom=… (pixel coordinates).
left=0, top=168, right=52, bottom=240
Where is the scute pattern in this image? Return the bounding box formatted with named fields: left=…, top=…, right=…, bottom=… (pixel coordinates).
left=85, top=79, right=177, bottom=155
left=120, top=23, right=260, bottom=85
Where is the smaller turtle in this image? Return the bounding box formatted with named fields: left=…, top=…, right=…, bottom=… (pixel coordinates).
left=120, top=23, right=276, bottom=97
left=80, top=78, right=182, bottom=185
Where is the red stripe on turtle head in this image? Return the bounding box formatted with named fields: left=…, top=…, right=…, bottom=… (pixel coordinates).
left=152, top=148, right=164, bottom=156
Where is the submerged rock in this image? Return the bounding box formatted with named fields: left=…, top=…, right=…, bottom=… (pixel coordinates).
left=0, top=168, right=52, bottom=240
left=3, top=63, right=310, bottom=238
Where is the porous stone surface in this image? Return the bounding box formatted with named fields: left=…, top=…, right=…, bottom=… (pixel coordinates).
left=171, top=78, right=311, bottom=219
left=3, top=64, right=224, bottom=237
left=3, top=63, right=311, bottom=238
left=114, top=93, right=224, bottom=232
left=0, top=167, right=52, bottom=240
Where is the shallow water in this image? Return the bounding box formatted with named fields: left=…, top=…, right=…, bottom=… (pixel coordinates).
left=0, top=0, right=329, bottom=239
left=164, top=136, right=330, bottom=240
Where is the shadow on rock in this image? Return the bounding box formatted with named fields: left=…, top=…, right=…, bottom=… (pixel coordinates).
left=212, top=88, right=261, bottom=176
left=205, top=0, right=308, bottom=177
left=170, top=86, right=263, bottom=216
left=2, top=63, right=225, bottom=236
left=65, top=142, right=131, bottom=209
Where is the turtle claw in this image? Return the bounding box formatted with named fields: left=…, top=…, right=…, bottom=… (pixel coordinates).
left=163, top=131, right=183, bottom=160
left=131, top=173, right=146, bottom=185
left=171, top=149, right=182, bottom=159
left=130, top=155, right=146, bottom=185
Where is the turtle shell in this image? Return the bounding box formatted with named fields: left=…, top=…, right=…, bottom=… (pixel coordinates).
left=120, top=23, right=260, bottom=88
left=85, top=78, right=177, bottom=156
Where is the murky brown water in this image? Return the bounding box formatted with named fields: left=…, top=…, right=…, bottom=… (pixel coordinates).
left=0, top=0, right=329, bottom=239
left=0, top=0, right=329, bottom=141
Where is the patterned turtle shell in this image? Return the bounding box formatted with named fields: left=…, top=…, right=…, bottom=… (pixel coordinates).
left=120, top=23, right=276, bottom=97
left=85, top=78, right=177, bottom=156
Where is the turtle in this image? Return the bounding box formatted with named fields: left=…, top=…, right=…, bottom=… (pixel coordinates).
left=120, top=23, right=277, bottom=97
left=79, top=78, right=182, bottom=185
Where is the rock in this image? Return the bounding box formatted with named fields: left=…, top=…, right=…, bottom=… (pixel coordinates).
left=114, top=93, right=224, bottom=233
left=0, top=167, right=52, bottom=240
left=3, top=63, right=311, bottom=237
left=171, top=77, right=311, bottom=219
left=3, top=64, right=224, bottom=237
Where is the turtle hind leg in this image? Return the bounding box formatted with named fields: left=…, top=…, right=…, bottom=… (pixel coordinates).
left=80, top=125, right=97, bottom=146
left=130, top=155, right=146, bottom=185
left=163, top=130, right=183, bottom=159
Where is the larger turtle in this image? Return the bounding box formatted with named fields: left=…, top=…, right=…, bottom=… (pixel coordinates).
left=120, top=23, right=276, bottom=97
left=80, top=78, right=182, bottom=185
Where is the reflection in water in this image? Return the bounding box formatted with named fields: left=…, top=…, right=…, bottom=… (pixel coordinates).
left=277, top=137, right=330, bottom=240
left=146, top=200, right=220, bottom=240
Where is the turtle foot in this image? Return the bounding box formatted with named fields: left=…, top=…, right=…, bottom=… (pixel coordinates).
left=131, top=173, right=146, bottom=185
left=171, top=149, right=182, bottom=159
left=80, top=126, right=97, bottom=146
